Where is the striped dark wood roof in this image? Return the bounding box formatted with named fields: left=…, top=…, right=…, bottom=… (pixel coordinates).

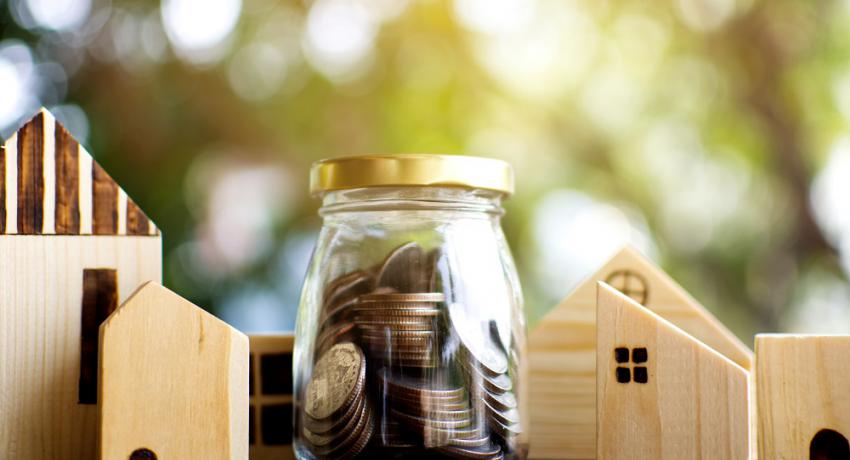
left=0, top=108, right=159, bottom=236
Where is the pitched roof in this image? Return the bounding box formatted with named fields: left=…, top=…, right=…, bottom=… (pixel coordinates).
left=533, top=245, right=752, bottom=369
left=0, top=108, right=158, bottom=236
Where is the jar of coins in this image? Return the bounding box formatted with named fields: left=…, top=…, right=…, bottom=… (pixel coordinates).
left=293, top=154, right=527, bottom=460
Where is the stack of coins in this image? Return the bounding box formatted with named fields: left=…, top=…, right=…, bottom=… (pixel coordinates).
left=303, top=343, right=374, bottom=459
left=355, top=292, right=444, bottom=369
left=302, top=241, right=520, bottom=460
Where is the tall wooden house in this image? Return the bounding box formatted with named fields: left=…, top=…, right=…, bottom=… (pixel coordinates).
left=528, top=246, right=752, bottom=459
left=99, top=282, right=248, bottom=460
left=0, top=109, right=162, bottom=458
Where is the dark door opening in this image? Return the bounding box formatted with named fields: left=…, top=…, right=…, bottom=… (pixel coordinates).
left=810, top=429, right=850, bottom=460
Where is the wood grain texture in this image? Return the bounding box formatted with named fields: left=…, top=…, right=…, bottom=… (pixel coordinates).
left=98, top=282, right=249, bottom=460
left=755, top=334, right=850, bottom=460
left=54, top=122, right=80, bottom=234
left=0, top=235, right=161, bottom=459
left=596, top=283, right=749, bottom=460
left=17, top=111, right=44, bottom=234
left=79, top=268, right=118, bottom=404
left=91, top=161, right=117, bottom=235
left=528, top=246, right=752, bottom=459
left=0, top=108, right=158, bottom=236
left=249, top=334, right=296, bottom=460
left=126, top=199, right=149, bottom=236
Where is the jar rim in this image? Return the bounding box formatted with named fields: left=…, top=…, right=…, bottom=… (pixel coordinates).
left=309, top=154, right=514, bottom=197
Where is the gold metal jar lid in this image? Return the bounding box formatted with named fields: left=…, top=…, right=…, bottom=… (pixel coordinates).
left=310, top=154, right=514, bottom=196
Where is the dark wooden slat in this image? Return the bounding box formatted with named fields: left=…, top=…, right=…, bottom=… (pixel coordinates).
left=79, top=268, right=118, bottom=404
left=92, top=162, right=117, bottom=235
left=17, top=112, right=44, bottom=234
left=0, top=144, right=5, bottom=234
left=54, top=122, right=80, bottom=234
left=126, top=199, right=150, bottom=235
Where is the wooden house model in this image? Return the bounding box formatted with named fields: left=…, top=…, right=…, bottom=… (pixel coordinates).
left=98, top=282, right=248, bottom=460
left=528, top=246, right=753, bottom=459
left=0, top=109, right=162, bottom=459
left=596, top=283, right=749, bottom=459
left=249, top=333, right=296, bottom=460
left=756, top=334, right=850, bottom=459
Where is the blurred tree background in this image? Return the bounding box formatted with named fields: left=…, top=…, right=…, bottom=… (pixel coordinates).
left=2, top=0, right=849, bottom=342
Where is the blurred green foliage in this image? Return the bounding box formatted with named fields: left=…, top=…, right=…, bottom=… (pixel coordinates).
left=2, top=0, right=849, bottom=340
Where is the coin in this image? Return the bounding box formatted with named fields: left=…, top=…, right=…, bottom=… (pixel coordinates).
left=379, top=373, right=466, bottom=401
left=305, top=343, right=366, bottom=421
left=315, top=322, right=356, bottom=357
left=314, top=401, right=373, bottom=457
left=485, top=404, right=520, bottom=427
left=354, top=304, right=441, bottom=315
left=484, top=391, right=517, bottom=413
left=360, top=292, right=446, bottom=303
left=438, top=442, right=504, bottom=460
left=391, top=408, right=472, bottom=430
left=449, top=303, right=509, bottom=376
left=323, top=270, right=373, bottom=307
left=448, top=434, right=493, bottom=449
left=486, top=416, right=522, bottom=439
left=302, top=395, right=366, bottom=447
left=465, top=362, right=512, bottom=395
left=376, top=242, right=431, bottom=292
left=356, top=319, right=436, bottom=331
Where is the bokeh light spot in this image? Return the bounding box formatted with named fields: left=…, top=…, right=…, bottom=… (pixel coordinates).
left=162, top=0, right=242, bottom=63
left=23, top=0, right=92, bottom=31
left=303, top=0, right=377, bottom=81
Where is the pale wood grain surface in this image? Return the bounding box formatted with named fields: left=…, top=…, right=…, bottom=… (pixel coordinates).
left=0, top=235, right=161, bottom=459
left=596, top=283, right=749, bottom=460
left=98, top=282, right=248, bottom=460
left=528, top=246, right=752, bottom=459
left=249, top=334, right=296, bottom=460
left=756, top=334, right=850, bottom=460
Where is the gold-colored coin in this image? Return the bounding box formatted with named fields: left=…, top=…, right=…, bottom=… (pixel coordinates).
left=305, top=342, right=366, bottom=421
left=356, top=320, right=435, bottom=331
left=353, top=306, right=441, bottom=316
left=360, top=292, right=446, bottom=303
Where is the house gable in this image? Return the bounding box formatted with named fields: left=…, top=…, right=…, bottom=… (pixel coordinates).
left=596, top=282, right=749, bottom=459
left=0, top=108, right=157, bottom=236
left=528, top=245, right=752, bottom=459
left=99, top=281, right=248, bottom=459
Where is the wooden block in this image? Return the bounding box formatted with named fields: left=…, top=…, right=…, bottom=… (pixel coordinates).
left=596, top=282, right=749, bottom=460
left=756, top=334, right=850, bottom=459
left=98, top=282, right=249, bottom=460
left=248, top=334, right=296, bottom=460
left=528, top=246, right=752, bottom=459
left=0, top=108, right=161, bottom=459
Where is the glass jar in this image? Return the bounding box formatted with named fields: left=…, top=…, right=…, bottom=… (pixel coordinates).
left=293, top=155, right=527, bottom=460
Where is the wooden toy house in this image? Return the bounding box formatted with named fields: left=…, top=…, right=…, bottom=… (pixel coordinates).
left=528, top=246, right=753, bottom=459
left=755, top=334, right=850, bottom=459
left=596, top=283, right=749, bottom=459
left=0, top=109, right=162, bottom=459
left=248, top=334, right=296, bottom=460
left=98, top=282, right=249, bottom=460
